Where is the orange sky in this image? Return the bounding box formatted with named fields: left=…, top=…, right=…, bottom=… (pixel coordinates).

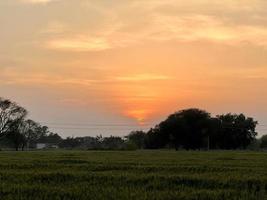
left=1, top=0, right=267, bottom=136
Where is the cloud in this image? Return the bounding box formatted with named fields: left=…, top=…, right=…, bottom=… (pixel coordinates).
left=150, top=14, right=267, bottom=46
left=19, top=0, right=55, bottom=4
left=115, top=74, right=171, bottom=81
left=0, top=69, right=97, bottom=86
left=0, top=69, right=172, bottom=86
left=45, top=36, right=112, bottom=52
left=3, top=0, right=266, bottom=52
left=43, top=13, right=267, bottom=52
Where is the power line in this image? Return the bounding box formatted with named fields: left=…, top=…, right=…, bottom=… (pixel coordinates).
left=40, top=122, right=152, bottom=127
left=49, top=127, right=147, bottom=130
left=41, top=122, right=267, bottom=127
left=37, top=121, right=267, bottom=132
left=47, top=126, right=267, bottom=131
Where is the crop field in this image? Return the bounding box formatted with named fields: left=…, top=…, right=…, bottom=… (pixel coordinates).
left=0, top=151, right=266, bottom=200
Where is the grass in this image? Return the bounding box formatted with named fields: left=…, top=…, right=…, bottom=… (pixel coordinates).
left=0, top=150, right=266, bottom=200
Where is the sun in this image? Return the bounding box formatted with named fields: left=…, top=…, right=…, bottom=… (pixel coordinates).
left=124, top=109, right=152, bottom=125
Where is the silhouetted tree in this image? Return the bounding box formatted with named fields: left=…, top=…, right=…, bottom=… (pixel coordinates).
left=6, top=128, right=24, bottom=151
left=59, top=137, right=81, bottom=149
left=6, top=119, right=49, bottom=151
left=38, top=132, right=62, bottom=144
left=207, top=117, right=224, bottom=149
left=216, top=114, right=257, bottom=149
left=19, top=120, right=41, bottom=150
left=35, top=126, right=49, bottom=139
left=102, top=136, right=125, bottom=150
left=145, top=126, right=168, bottom=149
left=145, top=109, right=257, bottom=150
left=260, top=135, right=267, bottom=149
left=157, top=109, right=211, bottom=150
left=75, top=136, right=100, bottom=149
left=0, top=97, right=27, bottom=138
left=126, top=130, right=146, bottom=149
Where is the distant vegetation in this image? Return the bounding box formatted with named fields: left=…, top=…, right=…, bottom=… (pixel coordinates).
left=1, top=97, right=266, bottom=151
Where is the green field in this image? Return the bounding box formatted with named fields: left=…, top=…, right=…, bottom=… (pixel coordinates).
left=0, top=151, right=267, bottom=200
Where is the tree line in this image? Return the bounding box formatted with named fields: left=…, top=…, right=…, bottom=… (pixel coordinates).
left=1, top=97, right=267, bottom=151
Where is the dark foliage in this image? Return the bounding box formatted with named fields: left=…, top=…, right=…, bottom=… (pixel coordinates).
left=145, top=126, right=169, bottom=149
left=126, top=130, right=146, bottom=149
left=215, top=114, right=257, bottom=149
left=145, top=108, right=258, bottom=150
left=0, top=97, right=27, bottom=138
left=260, top=135, right=267, bottom=149
left=0, top=97, right=62, bottom=150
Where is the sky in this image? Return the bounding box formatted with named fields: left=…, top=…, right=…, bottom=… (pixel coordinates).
left=1, top=0, right=267, bottom=137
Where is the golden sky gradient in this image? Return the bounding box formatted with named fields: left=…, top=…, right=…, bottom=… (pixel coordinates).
left=1, top=0, right=267, bottom=136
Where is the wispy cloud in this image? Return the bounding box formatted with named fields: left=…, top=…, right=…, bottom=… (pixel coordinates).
left=150, top=14, right=267, bottom=46
left=115, top=74, right=171, bottom=81
left=0, top=70, right=96, bottom=86
left=43, top=13, right=267, bottom=52
left=19, top=0, right=56, bottom=4
left=0, top=69, right=172, bottom=86
left=45, top=36, right=111, bottom=52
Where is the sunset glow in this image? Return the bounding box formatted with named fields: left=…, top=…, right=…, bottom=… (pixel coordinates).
left=1, top=0, right=267, bottom=136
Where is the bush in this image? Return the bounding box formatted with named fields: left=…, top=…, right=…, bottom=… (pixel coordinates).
left=247, top=139, right=261, bottom=150
left=124, top=141, right=138, bottom=150
left=260, top=135, right=267, bottom=149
